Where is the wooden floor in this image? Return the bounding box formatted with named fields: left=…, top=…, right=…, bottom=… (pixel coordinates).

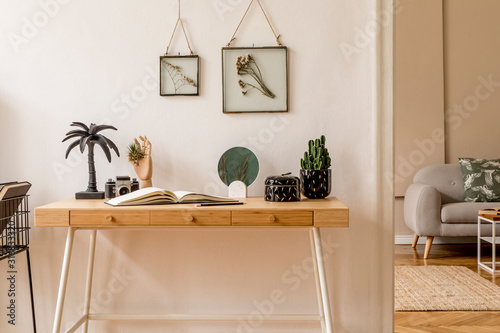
left=395, top=243, right=500, bottom=333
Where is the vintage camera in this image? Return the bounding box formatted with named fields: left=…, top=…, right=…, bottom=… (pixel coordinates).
left=105, top=176, right=139, bottom=198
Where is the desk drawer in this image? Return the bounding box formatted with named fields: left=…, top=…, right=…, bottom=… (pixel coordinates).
left=232, top=210, right=313, bottom=226
left=70, top=210, right=150, bottom=226
left=151, top=210, right=231, bottom=226
left=314, top=210, right=349, bottom=227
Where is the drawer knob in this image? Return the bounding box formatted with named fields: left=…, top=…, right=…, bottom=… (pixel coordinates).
left=105, top=215, right=114, bottom=222
left=269, top=215, right=276, bottom=222
left=186, top=215, right=194, bottom=222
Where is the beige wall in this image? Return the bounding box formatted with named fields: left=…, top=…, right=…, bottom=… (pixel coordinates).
left=395, top=0, right=500, bottom=237
left=394, top=0, right=445, bottom=197
left=444, top=0, right=500, bottom=162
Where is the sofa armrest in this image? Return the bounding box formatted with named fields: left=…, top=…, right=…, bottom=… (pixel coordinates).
left=404, top=183, right=443, bottom=236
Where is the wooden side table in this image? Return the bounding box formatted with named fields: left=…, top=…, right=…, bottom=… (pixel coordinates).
left=35, top=197, right=349, bottom=333
left=477, top=210, right=500, bottom=274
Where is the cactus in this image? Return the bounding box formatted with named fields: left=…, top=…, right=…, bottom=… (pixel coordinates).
left=300, top=135, right=331, bottom=170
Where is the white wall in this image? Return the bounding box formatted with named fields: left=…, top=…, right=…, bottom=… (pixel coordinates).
left=0, top=0, right=393, bottom=332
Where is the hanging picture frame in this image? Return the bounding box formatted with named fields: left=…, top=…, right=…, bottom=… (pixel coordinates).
left=160, top=55, right=199, bottom=96
left=222, top=0, right=288, bottom=113
left=160, top=0, right=199, bottom=97
left=222, top=46, right=287, bottom=113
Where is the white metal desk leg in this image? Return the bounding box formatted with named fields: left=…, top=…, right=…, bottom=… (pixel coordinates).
left=53, top=228, right=76, bottom=333
left=82, top=230, right=97, bottom=333
left=310, top=229, right=326, bottom=332
left=493, top=219, right=496, bottom=273
left=478, top=217, right=481, bottom=270
left=312, top=228, right=334, bottom=333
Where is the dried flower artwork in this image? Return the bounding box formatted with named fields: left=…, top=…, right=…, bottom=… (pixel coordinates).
left=159, top=55, right=199, bottom=96
left=217, top=147, right=259, bottom=187
left=222, top=47, right=287, bottom=113
left=236, top=54, right=275, bottom=99
left=161, top=60, right=197, bottom=93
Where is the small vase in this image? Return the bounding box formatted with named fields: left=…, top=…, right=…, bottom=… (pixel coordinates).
left=300, top=169, right=331, bottom=199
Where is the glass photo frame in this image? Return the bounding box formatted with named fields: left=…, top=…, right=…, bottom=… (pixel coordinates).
left=160, top=55, right=199, bottom=96
left=222, top=47, right=288, bottom=113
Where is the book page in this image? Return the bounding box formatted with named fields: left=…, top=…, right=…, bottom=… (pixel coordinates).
left=106, top=188, right=237, bottom=205
left=173, top=191, right=237, bottom=203
left=172, top=191, right=195, bottom=200
left=106, top=187, right=176, bottom=206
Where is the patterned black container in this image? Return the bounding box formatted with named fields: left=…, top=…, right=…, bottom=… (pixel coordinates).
left=264, top=174, right=300, bottom=202
left=300, top=169, right=331, bottom=199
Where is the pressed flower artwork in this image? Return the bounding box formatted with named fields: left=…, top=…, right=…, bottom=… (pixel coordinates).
left=222, top=47, right=288, bottom=113
left=160, top=55, right=199, bottom=96
left=236, top=54, right=275, bottom=99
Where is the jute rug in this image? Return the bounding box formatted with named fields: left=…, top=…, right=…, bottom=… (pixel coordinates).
left=395, top=265, right=500, bottom=311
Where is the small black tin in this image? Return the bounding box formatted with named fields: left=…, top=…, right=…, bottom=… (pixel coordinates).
left=264, top=173, right=301, bottom=202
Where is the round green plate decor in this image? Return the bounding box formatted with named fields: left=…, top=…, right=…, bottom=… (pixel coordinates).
left=218, top=147, right=259, bottom=186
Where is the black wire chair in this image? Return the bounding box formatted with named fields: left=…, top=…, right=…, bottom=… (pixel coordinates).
left=0, top=195, right=36, bottom=332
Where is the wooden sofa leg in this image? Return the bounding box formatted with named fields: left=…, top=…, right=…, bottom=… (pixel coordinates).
left=412, top=234, right=419, bottom=248
left=424, top=236, right=434, bottom=259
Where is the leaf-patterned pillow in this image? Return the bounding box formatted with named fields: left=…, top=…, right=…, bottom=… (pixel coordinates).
left=458, top=158, right=500, bottom=202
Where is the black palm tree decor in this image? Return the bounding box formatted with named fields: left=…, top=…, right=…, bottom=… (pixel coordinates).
left=63, top=122, right=120, bottom=199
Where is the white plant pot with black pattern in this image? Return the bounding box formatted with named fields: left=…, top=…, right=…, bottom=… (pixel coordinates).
left=300, top=169, right=331, bottom=199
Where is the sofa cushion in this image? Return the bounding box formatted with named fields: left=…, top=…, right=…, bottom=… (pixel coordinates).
left=458, top=157, right=500, bottom=202
left=441, top=202, right=500, bottom=223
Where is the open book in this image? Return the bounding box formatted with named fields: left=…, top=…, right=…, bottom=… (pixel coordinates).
left=105, top=187, right=238, bottom=206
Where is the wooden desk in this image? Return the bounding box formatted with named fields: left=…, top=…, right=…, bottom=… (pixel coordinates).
left=35, top=197, right=349, bottom=333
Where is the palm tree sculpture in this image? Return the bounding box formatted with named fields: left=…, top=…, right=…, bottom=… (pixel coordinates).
left=63, top=122, right=120, bottom=199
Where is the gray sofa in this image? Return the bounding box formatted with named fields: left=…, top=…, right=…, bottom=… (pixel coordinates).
left=404, top=164, right=500, bottom=258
